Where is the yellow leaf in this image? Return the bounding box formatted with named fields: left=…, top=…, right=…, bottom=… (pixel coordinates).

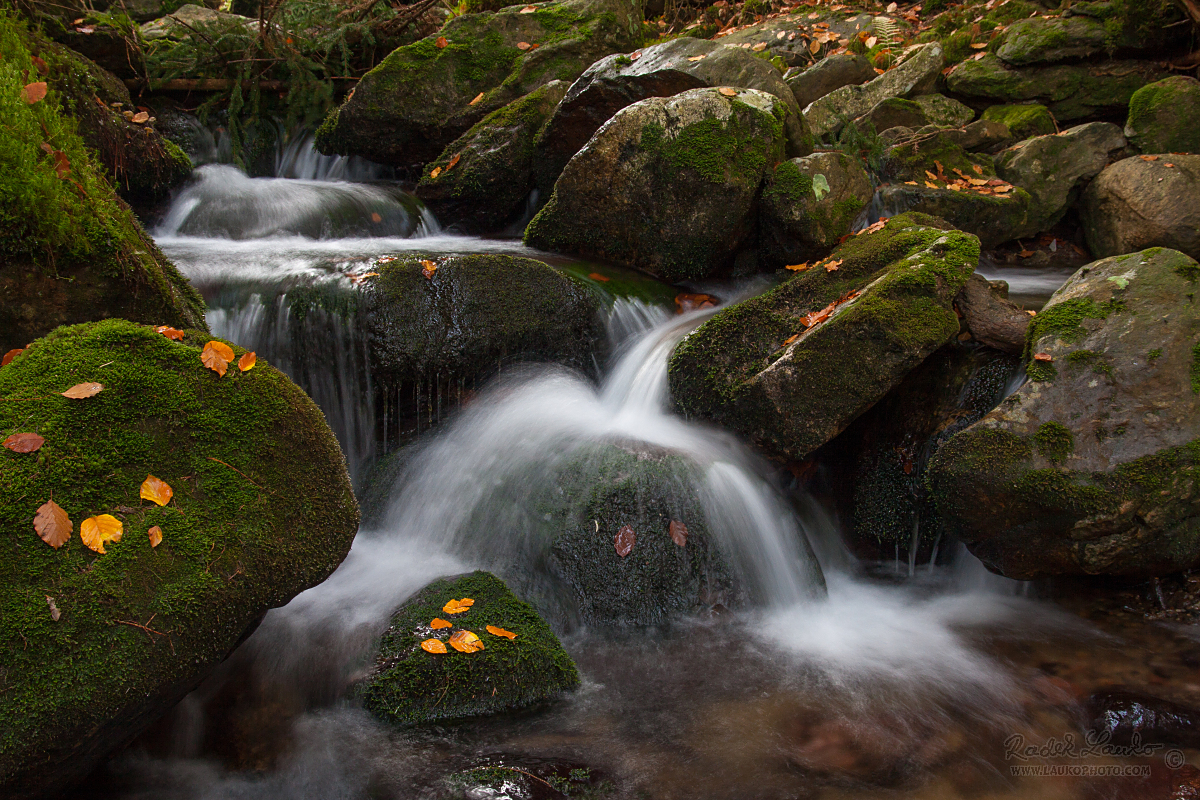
left=430, top=618, right=452, bottom=629
left=718, top=87, right=737, bottom=96
left=33, top=500, right=71, bottom=549
left=140, top=475, right=173, bottom=506
left=687, top=55, right=706, bottom=61
left=80, top=514, right=123, bottom=554
left=459, top=598, right=475, bottom=607
left=785, top=262, right=809, bottom=271
left=421, top=638, right=448, bottom=653
left=421, top=259, right=438, bottom=279
left=469, top=92, right=484, bottom=106
left=449, top=629, right=484, bottom=652
left=904, top=180, right=918, bottom=185
left=924, top=180, right=939, bottom=189
left=430, top=166, right=442, bottom=179
left=809, top=38, right=821, bottom=54
left=751, top=42, right=767, bottom=51
left=486, top=625, right=517, bottom=639
left=61, top=382, right=103, bottom=399
left=238, top=351, right=257, bottom=372
left=148, top=525, right=163, bottom=547
left=443, top=598, right=471, bottom=614
left=205, top=341, right=235, bottom=362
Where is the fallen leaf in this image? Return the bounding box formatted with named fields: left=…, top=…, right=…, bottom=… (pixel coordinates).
left=823, top=259, right=842, bottom=272
left=994, top=184, right=1012, bottom=193
left=201, top=342, right=232, bottom=377
left=469, top=92, right=484, bottom=106
left=31, top=55, right=48, bottom=75
left=783, top=333, right=800, bottom=345
left=34, top=500, right=71, bottom=549
left=46, top=595, right=61, bottom=621
left=443, top=597, right=474, bottom=614
left=801, top=301, right=836, bottom=328
left=148, top=525, right=163, bottom=547
left=435, top=36, right=448, bottom=48
left=449, top=629, right=485, bottom=652
left=970, top=42, right=987, bottom=48
left=155, top=325, right=184, bottom=340
left=886, top=1, right=897, bottom=10
left=486, top=624, right=518, bottom=639
left=904, top=180, right=918, bottom=185
left=675, top=292, right=718, bottom=312
left=751, top=41, right=767, bottom=51
left=718, top=87, right=737, bottom=96
left=973, top=164, right=984, bottom=174
left=430, top=618, right=452, bottom=629
left=1017, top=249, right=1034, bottom=258
left=2, top=348, right=24, bottom=366
left=445, top=153, right=461, bottom=171
left=4, top=432, right=44, bottom=453
left=205, top=341, right=235, bottom=361
left=45, top=148, right=70, bottom=178
left=421, top=638, right=448, bottom=653
left=1140, top=154, right=1159, bottom=161
left=785, top=262, right=810, bottom=271
left=131, top=111, right=149, bottom=123
left=687, top=54, right=706, bottom=61
left=75, top=25, right=94, bottom=33
left=924, top=180, right=939, bottom=189
left=588, top=272, right=611, bottom=282
left=520, top=4, right=537, bottom=10
left=968, top=177, right=987, bottom=186
left=238, top=351, right=257, bottom=372
left=430, top=166, right=442, bottom=179
left=1033, top=352, right=1053, bottom=361
left=1165, top=162, right=1175, bottom=168
left=21, top=81, right=47, bottom=104
left=809, top=38, right=821, bottom=54
left=371, top=212, right=383, bottom=223
left=517, top=40, right=533, bottom=50
left=140, top=475, right=173, bottom=506
left=615, top=524, right=635, bottom=557
left=865, top=34, right=877, bottom=47
left=421, top=259, right=438, bottom=279
left=80, top=513, right=122, bottom=554
left=459, top=598, right=475, bottom=607
left=669, top=519, right=688, bottom=547
left=61, top=382, right=103, bottom=399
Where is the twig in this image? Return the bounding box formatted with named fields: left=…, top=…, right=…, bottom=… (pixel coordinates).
left=115, top=619, right=170, bottom=637
left=206, top=456, right=274, bottom=493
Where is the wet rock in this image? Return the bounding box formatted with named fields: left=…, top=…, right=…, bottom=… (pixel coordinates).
left=0, top=320, right=359, bottom=800
left=534, top=37, right=813, bottom=197
left=927, top=247, right=1200, bottom=578
left=946, top=54, right=1170, bottom=122
left=668, top=213, right=978, bottom=461
left=995, top=15, right=1108, bottom=66
left=416, top=81, right=569, bottom=233
left=759, top=150, right=874, bottom=268
left=996, top=122, right=1126, bottom=236
left=981, top=103, right=1057, bottom=142
left=1087, top=691, right=1200, bottom=749
left=1080, top=155, right=1200, bottom=261
left=314, top=0, right=641, bottom=167
left=524, top=87, right=792, bottom=282
left=1125, top=76, right=1200, bottom=155
left=360, top=572, right=578, bottom=725
left=717, top=11, right=900, bottom=68
left=786, top=52, right=876, bottom=109
left=955, top=273, right=1030, bottom=354
left=804, top=43, right=943, bottom=138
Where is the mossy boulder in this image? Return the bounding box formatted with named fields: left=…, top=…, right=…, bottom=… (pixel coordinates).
left=360, top=572, right=578, bottom=726
left=804, top=43, right=943, bottom=138
left=0, top=320, right=359, bottom=799
left=759, top=150, right=873, bottom=268
left=913, top=93, right=974, bottom=127
left=1080, top=154, right=1200, bottom=261
left=1125, top=76, right=1200, bottom=155
left=995, top=15, right=1107, bottom=66
left=415, top=81, right=569, bottom=233
left=668, top=213, right=978, bottom=461
left=786, top=52, right=876, bottom=109
left=927, top=248, right=1200, bottom=578
left=534, top=37, right=813, bottom=198
left=981, top=103, right=1056, bottom=141
left=0, top=14, right=206, bottom=353
left=525, top=87, right=791, bottom=282
left=860, top=96, right=929, bottom=132
left=314, top=0, right=642, bottom=167
left=945, top=54, right=1169, bottom=122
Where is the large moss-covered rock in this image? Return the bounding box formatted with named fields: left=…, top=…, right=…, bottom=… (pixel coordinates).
left=0, top=320, right=359, bottom=799
left=995, top=15, right=1108, bottom=66
left=1125, top=76, right=1200, bottom=155
left=415, top=81, right=569, bottom=232
left=0, top=17, right=206, bottom=353
left=759, top=150, right=873, bottom=267
left=804, top=43, right=943, bottom=138
left=360, top=572, right=578, bottom=726
left=668, top=213, right=978, bottom=461
left=315, top=0, right=642, bottom=167
left=525, top=87, right=791, bottom=282
left=534, top=37, right=813, bottom=197
left=946, top=55, right=1169, bottom=122
left=1080, top=155, right=1200, bottom=261
left=981, top=103, right=1056, bottom=142
left=927, top=248, right=1200, bottom=578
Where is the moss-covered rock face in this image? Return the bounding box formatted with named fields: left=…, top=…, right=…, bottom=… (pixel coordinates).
left=945, top=54, right=1170, bottom=122
left=415, top=81, right=569, bottom=233
left=759, top=150, right=873, bottom=268
left=1125, top=76, right=1200, bottom=155
left=1080, top=155, right=1200, bottom=261
left=668, top=213, right=978, bottom=461
left=927, top=248, right=1200, bottom=579
left=314, top=0, right=642, bottom=167
left=912, top=93, right=974, bottom=128
left=359, top=571, right=578, bottom=726
left=526, top=87, right=790, bottom=282
left=995, top=15, right=1108, bottom=66
left=0, top=320, right=359, bottom=799
left=980, top=103, right=1056, bottom=141
left=0, top=13, right=206, bottom=353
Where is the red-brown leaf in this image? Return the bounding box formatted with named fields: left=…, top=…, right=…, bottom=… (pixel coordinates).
left=21, top=81, right=47, bottom=104
left=669, top=520, right=688, bottom=547
left=1, top=348, right=23, bottom=366
left=615, top=524, right=635, bottom=557
left=3, top=432, right=44, bottom=453
left=1033, top=352, right=1053, bottom=362
left=34, top=500, right=71, bottom=549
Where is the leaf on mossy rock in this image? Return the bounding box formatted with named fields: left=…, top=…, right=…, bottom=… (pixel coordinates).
left=486, top=624, right=517, bottom=639
left=61, top=382, right=102, bottom=399
left=449, top=629, right=484, bottom=652
left=148, top=525, right=163, bottom=547
left=201, top=341, right=234, bottom=376
left=1033, top=352, right=1053, bottom=361
left=238, top=351, right=257, bottom=372
left=435, top=36, right=448, bottom=48
left=33, top=500, right=71, bottom=549
left=2, top=348, right=24, bottom=366
left=421, top=259, right=438, bottom=279
left=80, top=513, right=122, bottom=554
left=155, top=325, right=184, bottom=340
left=430, top=617, right=452, bottom=629
left=615, top=524, right=635, bottom=557
left=445, top=153, right=461, bottom=171
left=421, top=638, right=448, bottom=653
left=675, top=293, right=717, bottom=313
left=21, top=81, right=46, bottom=104
left=46, top=595, right=60, bottom=621
left=718, top=87, right=737, bottom=97
left=443, top=597, right=475, bottom=614
left=3, top=432, right=44, bottom=453
left=669, top=520, right=688, bottom=547
left=140, top=475, right=173, bottom=506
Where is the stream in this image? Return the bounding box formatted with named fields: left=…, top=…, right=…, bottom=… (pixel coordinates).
left=83, top=141, right=1200, bottom=799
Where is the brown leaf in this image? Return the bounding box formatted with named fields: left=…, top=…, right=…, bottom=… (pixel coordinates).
left=517, top=41, right=533, bottom=50
left=140, top=475, right=173, bottom=506
left=615, top=524, right=635, bottom=557
left=751, top=42, right=767, bottom=51
left=201, top=344, right=230, bottom=377
left=2, top=348, right=24, bottom=366
left=520, top=4, right=537, bottom=10
left=486, top=624, right=518, bottom=639
left=1033, top=352, right=1053, bottom=362
left=1017, top=249, right=1034, bottom=258
left=4, top=432, right=44, bottom=453
left=155, top=325, right=184, bottom=340
left=801, top=301, right=836, bottom=328
left=783, top=333, right=799, bottom=346
left=131, top=111, right=149, bottom=123
left=669, top=519, right=688, bottom=547
left=972, top=164, right=984, bottom=174
left=430, top=617, right=452, bottom=629
left=587, top=272, right=610, bottom=282
left=421, top=259, right=438, bottom=279
left=21, top=81, right=47, bottom=104
left=80, top=513, right=122, bottom=554
left=30, top=55, right=48, bottom=75
left=449, top=629, right=485, bottom=652
left=445, top=152, right=461, bottom=171
left=435, top=36, right=448, bottom=48
left=823, top=259, right=841, bottom=272
left=238, top=351, right=257, bottom=372
left=148, top=525, right=163, bottom=547
left=469, top=92, right=484, bottom=106
left=46, top=595, right=61, bottom=621
left=34, top=500, right=71, bottom=549
left=61, top=382, right=103, bottom=399
left=718, top=87, right=737, bottom=96
left=421, top=638, right=448, bottom=653
left=1140, top=154, right=1159, bottom=161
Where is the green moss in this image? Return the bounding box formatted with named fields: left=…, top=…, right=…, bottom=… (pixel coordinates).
left=360, top=572, right=578, bottom=726
left=639, top=100, right=775, bottom=186
left=761, top=159, right=814, bottom=205
left=1148, top=348, right=1163, bottom=361
left=1033, top=421, right=1074, bottom=463
left=1192, top=342, right=1200, bottom=394
left=1175, top=258, right=1200, bottom=283
left=1024, top=297, right=1126, bottom=361
left=981, top=103, right=1056, bottom=140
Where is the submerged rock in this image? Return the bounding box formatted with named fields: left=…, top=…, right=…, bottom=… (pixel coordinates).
left=804, top=43, right=943, bottom=138
left=0, top=320, right=359, bottom=799
left=927, top=248, right=1200, bottom=578
left=1080, top=155, right=1200, bottom=261
left=525, top=87, right=792, bottom=282
left=668, top=213, right=978, bottom=461
left=360, top=572, right=578, bottom=725
left=1125, top=76, right=1200, bottom=155
left=1087, top=690, right=1200, bottom=749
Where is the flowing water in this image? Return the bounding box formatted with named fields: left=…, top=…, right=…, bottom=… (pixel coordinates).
left=91, top=142, right=1200, bottom=799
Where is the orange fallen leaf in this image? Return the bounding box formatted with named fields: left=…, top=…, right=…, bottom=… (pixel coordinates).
left=469, top=92, right=484, bottom=106
left=371, top=212, right=383, bottom=223
left=587, top=272, right=611, bottom=282
left=1033, top=352, right=1053, bottom=362
left=718, top=87, right=737, bottom=97
left=34, top=500, right=71, bottom=549
left=430, top=166, right=442, bottom=179
left=669, top=519, right=688, bottom=547
left=80, top=513, right=122, bottom=554
left=4, top=432, right=44, bottom=453
left=1165, top=162, right=1176, bottom=168
left=443, top=597, right=474, bottom=614
left=155, top=325, right=184, bottom=340
left=675, top=293, right=717, bottom=312
left=994, top=185, right=1012, bottom=193
left=421, top=638, right=448, bottom=653
left=61, top=382, right=102, bottom=399
left=486, top=624, right=518, bottom=639
left=687, top=54, right=706, bottom=61
left=520, top=3, right=537, bottom=10
left=238, top=351, right=257, bottom=372
left=445, top=153, right=461, bottom=171
left=435, top=36, right=448, bottom=48
left=785, top=262, right=810, bottom=271
left=140, top=475, right=173, bottom=506
left=1140, top=155, right=1159, bottom=161
left=615, top=524, right=635, bottom=557
left=924, top=180, right=939, bottom=189
left=39, top=143, right=71, bottom=178
left=1017, top=249, right=1034, bottom=258
left=972, top=164, right=983, bottom=174
left=823, top=259, right=841, bottom=272
left=205, top=341, right=235, bottom=361
left=783, top=333, right=799, bottom=346
left=21, top=81, right=47, bottom=104
left=801, top=301, right=836, bottom=328
left=2, top=348, right=24, bottom=366
left=517, top=41, right=533, bottom=50
left=201, top=342, right=232, bottom=377
left=421, top=259, right=438, bottom=279
left=430, top=617, right=452, bottom=629
left=459, top=598, right=475, bottom=607
left=148, top=525, right=163, bottom=547
left=30, top=55, right=48, bottom=75
left=449, top=629, right=484, bottom=652
left=131, top=111, right=149, bottom=123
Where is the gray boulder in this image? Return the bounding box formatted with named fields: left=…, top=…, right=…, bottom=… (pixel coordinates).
left=955, top=273, right=1029, bottom=354
left=718, top=11, right=902, bottom=68
left=786, top=52, right=876, bottom=108
left=804, top=43, right=943, bottom=138
left=995, top=16, right=1108, bottom=66
left=1080, top=155, right=1200, bottom=261
left=914, top=93, right=974, bottom=128
left=1125, top=76, right=1200, bottom=155
left=759, top=151, right=873, bottom=267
